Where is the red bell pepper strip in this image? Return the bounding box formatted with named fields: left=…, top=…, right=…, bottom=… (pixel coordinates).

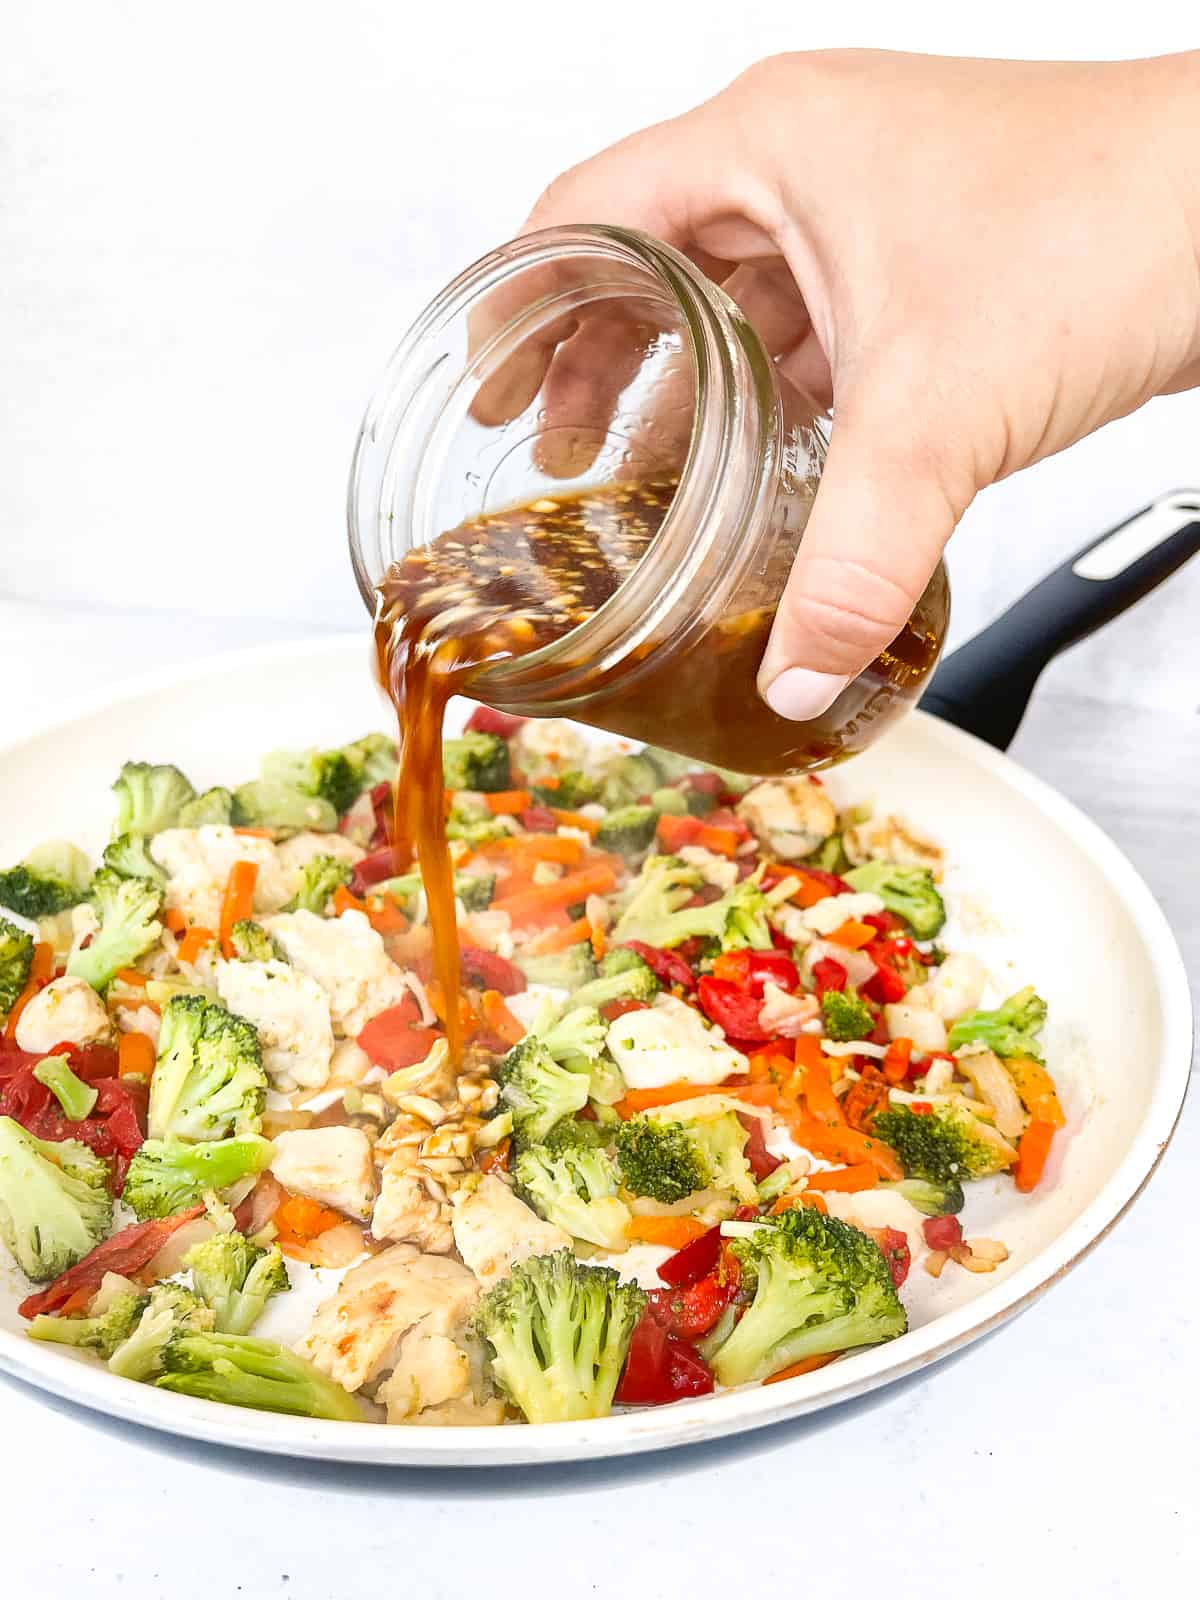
left=811, top=958, right=848, bottom=996
left=923, top=1215, right=964, bottom=1252
left=738, top=1109, right=783, bottom=1179
left=0, top=1048, right=145, bottom=1190
left=19, top=1207, right=206, bottom=1319
left=620, top=940, right=697, bottom=992
left=711, top=949, right=799, bottom=995
left=600, top=997, right=651, bottom=1023
left=519, top=806, right=559, bottom=833
left=357, top=998, right=443, bottom=1072
left=350, top=846, right=403, bottom=894
left=696, top=976, right=772, bottom=1042
left=614, top=1308, right=715, bottom=1405
left=464, top=706, right=526, bottom=738
left=803, top=867, right=852, bottom=895
left=875, top=1226, right=911, bottom=1289
left=647, top=1272, right=735, bottom=1341
left=657, top=1225, right=723, bottom=1288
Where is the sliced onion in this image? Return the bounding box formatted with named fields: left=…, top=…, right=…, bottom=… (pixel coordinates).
left=822, top=1039, right=887, bottom=1059
left=142, top=1217, right=215, bottom=1281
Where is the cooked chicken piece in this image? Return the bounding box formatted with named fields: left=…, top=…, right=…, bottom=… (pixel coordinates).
left=372, top=1162, right=454, bottom=1253
left=263, top=909, right=409, bottom=1037
left=403, top=1396, right=508, bottom=1427
left=376, top=1319, right=470, bottom=1422
left=883, top=998, right=948, bottom=1054
left=150, top=826, right=293, bottom=929
left=15, top=975, right=114, bottom=1054
left=298, top=1244, right=478, bottom=1392
left=843, top=814, right=944, bottom=872
left=276, top=830, right=365, bottom=873
left=270, top=1126, right=377, bottom=1220
left=737, top=776, right=837, bottom=859
left=451, top=1175, right=571, bottom=1289
left=215, top=957, right=335, bottom=1092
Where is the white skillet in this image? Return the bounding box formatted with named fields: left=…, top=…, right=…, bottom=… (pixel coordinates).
left=0, top=495, right=1195, bottom=1465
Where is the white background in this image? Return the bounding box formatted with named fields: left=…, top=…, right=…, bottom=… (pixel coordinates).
left=2, top=5, right=1199, bottom=1597
left=3, top=1, right=1199, bottom=715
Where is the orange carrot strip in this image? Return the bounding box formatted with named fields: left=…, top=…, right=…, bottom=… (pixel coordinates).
left=804, top=1164, right=879, bottom=1194
left=177, top=926, right=218, bottom=965
left=1006, top=1057, right=1067, bottom=1130
left=826, top=919, right=877, bottom=951
left=164, top=908, right=190, bottom=935
left=115, top=967, right=150, bottom=989
left=233, top=827, right=275, bottom=840
left=493, top=863, right=617, bottom=926
left=614, top=1083, right=729, bottom=1118
left=624, top=1216, right=710, bottom=1250
left=763, top=1352, right=840, bottom=1385
left=117, top=1031, right=157, bottom=1079
left=550, top=808, right=600, bottom=838
left=794, top=873, right=836, bottom=909
left=1015, top=1118, right=1056, bottom=1192
left=478, top=1138, right=511, bottom=1175
left=482, top=834, right=584, bottom=868
left=365, top=899, right=409, bottom=936
left=333, top=884, right=368, bottom=917
left=484, top=790, right=532, bottom=815
left=590, top=922, right=607, bottom=961
left=882, top=1037, right=913, bottom=1084
left=481, top=989, right=525, bottom=1047
left=523, top=918, right=593, bottom=956
left=800, top=1051, right=846, bottom=1128
left=693, top=823, right=740, bottom=859
left=656, top=813, right=701, bottom=852
left=5, top=942, right=54, bottom=1037
left=785, top=1110, right=904, bottom=1181
left=273, top=1194, right=343, bottom=1247
left=218, top=860, right=259, bottom=958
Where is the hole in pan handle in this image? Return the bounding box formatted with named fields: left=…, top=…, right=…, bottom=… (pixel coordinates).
left=920, top=489, right=1200, bottom=750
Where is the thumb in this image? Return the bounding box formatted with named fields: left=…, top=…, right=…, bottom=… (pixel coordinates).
left=757, top=384, right=962, bottom=721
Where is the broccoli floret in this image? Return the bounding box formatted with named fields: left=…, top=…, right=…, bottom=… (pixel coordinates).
left=285, top=854, right=353, bottom=914
left=102, top=832, right=167, bottom=887
left=806, top=834, right=851, bottom=876
left=880, top=1177, right=966, bottom=1216
left=112, top=762, right=197, bottom=837
left=0, top=917, right=34, bottom=1015
left=611, top=857, right=769, bottom=952
left=595, top=804, right=659, bottom=861
left=177, top=787, right=234, bottom=828
left=534, top=1005, right=624, bottom=1107
left=107, top=1282, right=215, bottom=1381
left=843, top=861, right=946, bottom=939
left=0, top=1117, right=112, bottom=1281
left=28, top=1290, right=148, bottom=1359
left=444, top=806, right=511, bottom=847
left=0, top=841, right=93, bottom=919
left=32, top=1054, right=99, bottom=1121
left=615, top=1100, right=757, bottom=1205
left=530, top=771, right=599, bottom=808
left=231, top=780, right=337, bottom=835
left=123, top=1135, right=274, bottom=1220
left=568, top=956, right=660, bottom=1015
left=228, top=920, right=282, bottom=963
left=514, top=944, right=597, bottom=992
left=711, top=1207, right=907, bottom=1386
left=156, top=1329, right=364, bottom=1421
left=542, top=1116, right=613, bottom=1157
left=513, top=1144, right=632, bottom=1251
left=379, top=869, right=496, bottom=914
left=870, top=1102, right=1017, bottom=1183
left=472, top=1249, right=645, bottom=1423
left=65, top=869, right=163, bottom=993
left=442, top=732, right=511, bottom=793
left=497, top=1037, right=590, bottom=1149
left=147, top=994, right=267, bottom=1142
left=820, top=990, right=875, bottom=1042
left=596, top=753, right=661, bottom=810
left=184, top=1231, right=290, bottom=1335
left=947, top=985, right=1048, bottom=1060
left=649, top=786, right=689, bottom=817
left=261, top=748, right=361, bottom=816
left=340, top=732, right=398, bottom=789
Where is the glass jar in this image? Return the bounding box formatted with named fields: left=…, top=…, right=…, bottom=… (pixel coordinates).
left=348, top=225, right=948, bottom=774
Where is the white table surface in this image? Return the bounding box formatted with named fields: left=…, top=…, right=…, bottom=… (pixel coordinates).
left=1, top=604, right=1196, bottom=1599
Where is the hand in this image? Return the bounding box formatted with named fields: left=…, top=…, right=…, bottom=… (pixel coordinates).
left=514, top=50, right=1200, bottom=719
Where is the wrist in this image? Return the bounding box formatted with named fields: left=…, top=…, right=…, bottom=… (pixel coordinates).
left=1132, top=52, right=1200, bottom=372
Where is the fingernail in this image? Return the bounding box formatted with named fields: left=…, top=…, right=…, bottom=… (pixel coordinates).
left=763, top=668, right=849, bottom=722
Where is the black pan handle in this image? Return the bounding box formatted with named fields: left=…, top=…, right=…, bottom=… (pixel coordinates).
left=920, top=489, right=1200, bottom=750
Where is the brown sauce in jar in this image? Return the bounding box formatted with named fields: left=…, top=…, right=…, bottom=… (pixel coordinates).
left=374, top=478, right=943, bottom=1059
